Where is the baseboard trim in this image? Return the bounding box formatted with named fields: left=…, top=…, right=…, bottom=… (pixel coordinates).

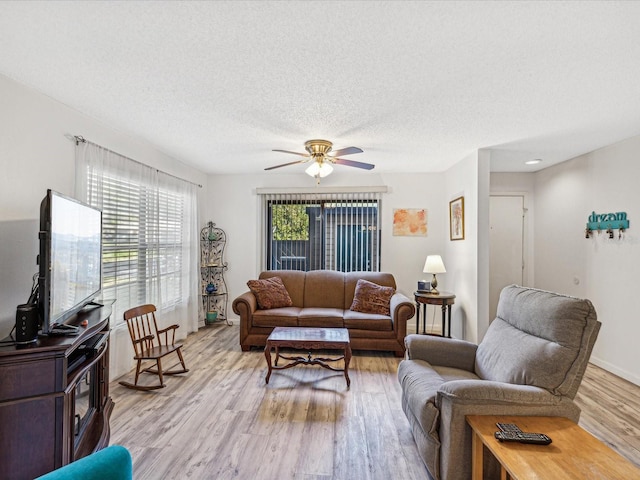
left=589, top=356, right=640, bottom=386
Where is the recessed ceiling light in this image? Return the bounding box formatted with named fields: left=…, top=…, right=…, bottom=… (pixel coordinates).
left=525, top=159, right=542, bottom=165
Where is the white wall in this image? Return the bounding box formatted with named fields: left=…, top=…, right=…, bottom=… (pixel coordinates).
left=442, top=151, right=490, bottom=343
left=534, top=135, right=640, bottom=385
left=382, top=173, right=447, bottom=300
left=205, top=171, right=448, bottom=323
left=0, top=74, right=208, bottom=354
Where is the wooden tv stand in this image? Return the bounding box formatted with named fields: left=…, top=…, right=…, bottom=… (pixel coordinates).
left=0, top=301, right=114, bottom=480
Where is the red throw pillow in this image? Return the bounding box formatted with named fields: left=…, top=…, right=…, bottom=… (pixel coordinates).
left=247, top=276, right=293, bottom=309
left=350, top=279, right=395, bottom=315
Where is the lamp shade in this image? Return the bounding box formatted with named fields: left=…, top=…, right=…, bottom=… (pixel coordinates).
left=305, top=161, right=333, bottom=178
left=423, top=255, right=446, bottom=274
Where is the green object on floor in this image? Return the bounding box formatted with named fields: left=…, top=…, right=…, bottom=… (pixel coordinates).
left=35, top=445, right=132, bottom=480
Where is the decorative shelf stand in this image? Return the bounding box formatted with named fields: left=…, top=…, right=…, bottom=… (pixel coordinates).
left=200, top=221, right=230, bottom=325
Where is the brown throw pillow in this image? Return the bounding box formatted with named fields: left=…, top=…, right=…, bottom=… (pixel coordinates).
left=350, top=279, right=395, bottom=316
left=247, top=276, right=293, bottom=310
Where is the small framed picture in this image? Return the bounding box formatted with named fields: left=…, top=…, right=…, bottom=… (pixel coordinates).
left=449, top=196, right=465, bottom=241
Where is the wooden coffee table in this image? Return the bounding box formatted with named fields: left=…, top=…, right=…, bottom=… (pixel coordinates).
left=466, top=415, right=640, bottom=479
left=264, top=327, right=352, bottom=387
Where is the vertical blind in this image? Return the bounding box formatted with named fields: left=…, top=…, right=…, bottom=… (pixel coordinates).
left=260, top=190, right=383, bottom=272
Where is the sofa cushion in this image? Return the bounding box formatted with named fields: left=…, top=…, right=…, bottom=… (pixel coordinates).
left=247, top=276, right=293, bottom=310
left=432, top=365, right=481, bottom=383
left=349, top=279, right=395, bottom=315
left=298, top=307, right=345, bottom=328
left=475, top=285, right=598, bottom=396
left=304, top=270, right=345, bottom=308
left=343, top=310, right=393, bottom=331
left=260, top=270, right=306, bottom=307
left=252, top=307, right=301, bottom=327
left=344, top=271, right=396, bottom=308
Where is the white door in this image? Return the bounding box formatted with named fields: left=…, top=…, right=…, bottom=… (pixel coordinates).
left=489, top=195, right=525, bottom=321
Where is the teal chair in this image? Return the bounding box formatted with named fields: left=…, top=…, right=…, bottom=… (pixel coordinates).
left=36, top=445, right=132, bottom=480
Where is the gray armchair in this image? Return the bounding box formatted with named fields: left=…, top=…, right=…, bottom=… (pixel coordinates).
left=398, top=285, right=601, bottom=480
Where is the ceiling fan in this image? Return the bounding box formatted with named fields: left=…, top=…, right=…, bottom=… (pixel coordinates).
left=266, top=139, right=374, bottom=180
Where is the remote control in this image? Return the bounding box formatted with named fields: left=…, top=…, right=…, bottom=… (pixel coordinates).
left=494, top=431, right=552, bottom=445
left=496, top=423, right=522, bottom=433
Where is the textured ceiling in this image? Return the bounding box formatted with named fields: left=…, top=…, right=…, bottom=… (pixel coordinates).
left=1, top=1, right=640, bottom=175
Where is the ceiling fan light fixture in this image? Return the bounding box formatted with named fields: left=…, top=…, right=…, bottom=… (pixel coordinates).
left=305, top=161, right=333, bottom=178
left=267, top=139, right=372, bottom=176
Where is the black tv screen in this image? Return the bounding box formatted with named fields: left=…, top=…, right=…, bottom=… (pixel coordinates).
left=38, top=190, right=102, bottom=333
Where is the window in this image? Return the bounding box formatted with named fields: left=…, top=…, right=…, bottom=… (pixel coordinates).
left=89, top=172, right=186, bottom=315
left=76, top=138, right=198, bottom=332
left=261, top=190, right=383, bottom=272
left=75, top=138, right=199, bottom=380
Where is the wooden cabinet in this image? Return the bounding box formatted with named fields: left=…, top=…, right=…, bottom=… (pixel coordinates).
left=0, top=302, right=114, bottom=480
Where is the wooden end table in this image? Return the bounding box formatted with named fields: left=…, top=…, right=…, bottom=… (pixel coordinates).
left=414, top=291, right=455, bottom=337
left=466, top=415, right=640, bottom=479
left=264, top=327, right=352, bottom=388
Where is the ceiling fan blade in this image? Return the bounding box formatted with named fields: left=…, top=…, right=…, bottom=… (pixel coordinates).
left=272, top=149, right=309, bottom=158
left=264, top=160, right=308, bottom=171
left=330, top=146, right=363, bottom=157
left=332, top=157, right=375, bottom=170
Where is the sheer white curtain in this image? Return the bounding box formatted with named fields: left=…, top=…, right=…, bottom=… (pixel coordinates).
left=75, top=139, right=199, bottom=379
left=156, top=171, right=200, bottom=334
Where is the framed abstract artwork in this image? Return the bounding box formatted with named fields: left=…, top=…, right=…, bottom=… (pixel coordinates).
left=393, top=208, right=427, bottom=236
left=449, top=196, right=464, bottom=240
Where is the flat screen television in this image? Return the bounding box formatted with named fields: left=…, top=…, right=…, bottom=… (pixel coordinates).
left=38, top=189, right=103, bottom=334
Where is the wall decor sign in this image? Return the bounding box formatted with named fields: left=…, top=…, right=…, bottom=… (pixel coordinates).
left=449, top=196, right=465, bottom=240
left=393, top=208, right=427, bottom=236
left=585, top=210, right=629, bottom=239
left=586, top=211, right=629, bottom=231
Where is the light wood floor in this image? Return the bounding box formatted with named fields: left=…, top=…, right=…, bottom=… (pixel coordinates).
left=109, top=323, right=640, bottom=479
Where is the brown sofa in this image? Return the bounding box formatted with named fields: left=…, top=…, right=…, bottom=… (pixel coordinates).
left=232, top=270, right=415, bottom=356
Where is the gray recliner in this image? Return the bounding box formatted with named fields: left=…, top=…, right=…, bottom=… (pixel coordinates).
left=398, top=285, right=601, bottom=480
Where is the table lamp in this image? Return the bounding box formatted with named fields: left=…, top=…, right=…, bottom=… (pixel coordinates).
left=423, top=255, right=446, bottom=294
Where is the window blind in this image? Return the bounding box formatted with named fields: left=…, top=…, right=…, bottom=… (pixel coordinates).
left=88, top=171, right=185, bottom=318
left=260, top=190, right=383, bottom=272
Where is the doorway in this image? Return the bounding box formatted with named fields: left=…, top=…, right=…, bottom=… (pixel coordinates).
left=489, top=195, right=526, bottom=320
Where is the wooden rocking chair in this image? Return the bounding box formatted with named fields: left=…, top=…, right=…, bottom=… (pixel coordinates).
left=119, top=304, right=189, bottom=391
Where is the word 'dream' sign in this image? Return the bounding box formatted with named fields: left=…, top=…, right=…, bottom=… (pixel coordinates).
left=586, top=211, right=629, bottom=231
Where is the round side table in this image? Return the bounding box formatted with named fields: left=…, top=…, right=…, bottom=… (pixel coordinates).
left=414, top=291, right=456, bottom=337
